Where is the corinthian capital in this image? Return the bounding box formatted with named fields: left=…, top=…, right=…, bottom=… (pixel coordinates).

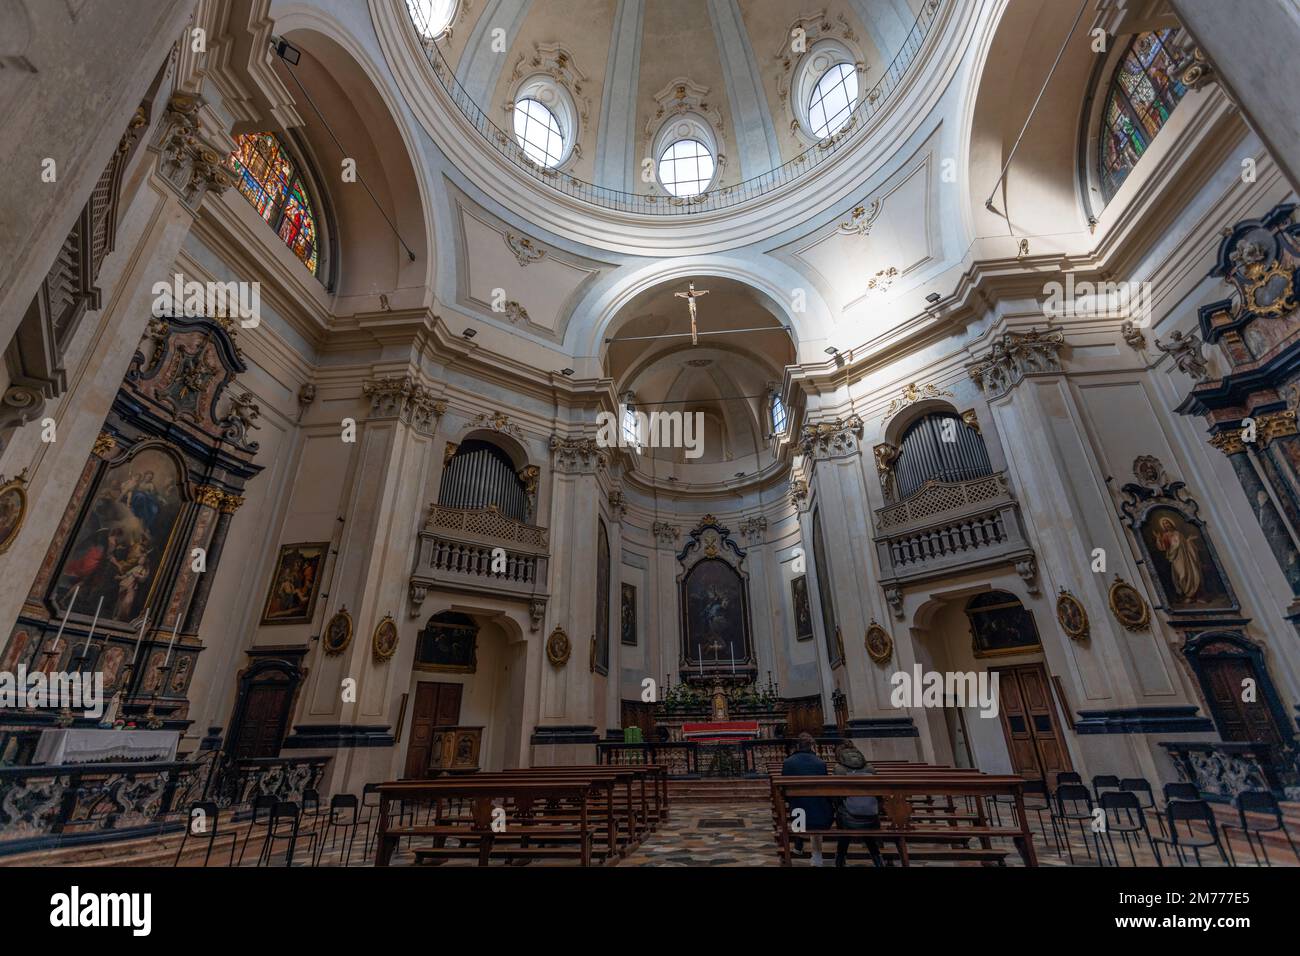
left=152, top=92, right=233, bottom=210
left=967, top=328, right=1065, bottom=399
left=549, top=435, right=608, bottom=473
left=799, top=413, right=865, bottom=459
left=362, top=375, right=445, bottom=435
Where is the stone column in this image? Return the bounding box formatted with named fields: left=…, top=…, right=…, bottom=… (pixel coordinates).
left=1168, top=0, right=1300, bottom=193
left=290, top=374, right=441, bottom=792
left=530, top=436, right=606, bottom=764
left=801, top=413, right=918, bottom=754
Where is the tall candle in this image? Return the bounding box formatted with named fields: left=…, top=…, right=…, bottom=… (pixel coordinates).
left=53, top=585, right=79, bottom=646
left=730, top=642, right=735, bottom=675
left=81, top=596, right=105, bottom=656
left=132, top=607, right=150, bottom=660
left=163, top=613, right=182, bottom=667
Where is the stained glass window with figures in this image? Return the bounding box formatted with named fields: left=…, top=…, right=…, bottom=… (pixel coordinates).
left=1098, top=29, right=1187, bottom=203
left=227, top=133, right=321, bottom=275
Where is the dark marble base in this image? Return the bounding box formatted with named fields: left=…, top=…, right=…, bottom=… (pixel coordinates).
left=281, top=723, right=394, bottom=749
left=529, top=724, right=600, bottom=745
left=844, top=717, right=919, bottom=738
left=1074, top=706, right=1213, bottom=735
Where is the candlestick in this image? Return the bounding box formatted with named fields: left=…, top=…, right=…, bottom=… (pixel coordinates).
left=80, top=596, right=105, bottom=657
left=163, top=614, right=182, bottom=667
left=730, top=642, right=735, bottom=675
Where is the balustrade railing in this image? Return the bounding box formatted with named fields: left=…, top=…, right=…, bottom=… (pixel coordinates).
left=406, top=0, right=943, bottom=216
left=597, top=741, right=698, bottom=777
left=412, top=506, right=550, bottom=606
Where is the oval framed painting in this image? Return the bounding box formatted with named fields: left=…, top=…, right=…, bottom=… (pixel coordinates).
left=865, top=621, right=893, bottom=664
left=371, top=613, right=399, bottom=663
left=1108, top=576, right=1151, bottom=631
left=323, top=606, right=353, bottom=656
left=1056, top=588, right=1090, bottom=642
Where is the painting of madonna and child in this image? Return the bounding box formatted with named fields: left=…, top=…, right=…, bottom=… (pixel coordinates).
left=53, top=448, right=186, bottom=624
left=1139, top=506, right=1234, bottom=611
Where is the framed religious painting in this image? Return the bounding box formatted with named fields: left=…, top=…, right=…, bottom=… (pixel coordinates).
left=620, top=583, right=637, bottom=646
left=790, top=575, right=814, bottom=641
left=52, top=445, right=187, bottom=623
left=260, top=542, right=328, bottom=625
left=371, top=614, right=399, bottom=663
left=966, top=591, right=1042, bottom=658
left=415, top=611, right=478, bottom=673
left=1056, top=589, right=1089, bottom=642
left=1120, top=456, right=1239, bottom=617
left=322, top=606, right=353, bottom=656
left=1108, top=576, right=1151, bottom=631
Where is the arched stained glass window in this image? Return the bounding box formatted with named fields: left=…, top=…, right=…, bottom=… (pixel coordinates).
left=227, top=133, right=321, bottom=275
left=1098, top=29, right=1187, bottom=202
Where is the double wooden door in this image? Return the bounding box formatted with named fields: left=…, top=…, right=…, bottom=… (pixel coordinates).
left=992, top=663, right=1072, bottom=784
left=1199, top=657, right=1286, bottom=746
left=404, top=682, right=463, bottom=778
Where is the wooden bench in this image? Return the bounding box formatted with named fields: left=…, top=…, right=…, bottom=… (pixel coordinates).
left=373, top=779, right=602, bottom=866
left=770, top=772, right=1039, bottom=867
left=502, top=764, right=669, bottom=831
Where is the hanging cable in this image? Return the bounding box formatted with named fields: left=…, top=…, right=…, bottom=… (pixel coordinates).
left=273, top=40, right=418, bottom=262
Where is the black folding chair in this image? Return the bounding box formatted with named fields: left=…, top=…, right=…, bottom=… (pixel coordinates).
left=1092, top=774, right=1121, bottom=802
left=314, top=793, right=363, bottom=866
left=1152, top=799, right=1231, bottom=867
left=1120, top=777, right=1165, bottom=838
left=1099, top=790, right=1160, bottom=866
left=1056, top=771, right=1083, bottom=787
left=258, top=800, right=319, bottom=867
left=1051, top=783, right=1106, bottom=864
left=236, top=794, right=277, bottom=866
left=1222, top=790, right=1300, bottom=866
left=173, top=801, right=237, bottom=867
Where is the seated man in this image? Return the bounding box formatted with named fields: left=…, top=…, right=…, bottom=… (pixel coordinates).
left=832, top=744, right=885, bottom=868
left=781, top=733, right=833, bottom=866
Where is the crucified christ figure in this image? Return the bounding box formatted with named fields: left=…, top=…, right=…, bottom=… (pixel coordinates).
left=673, top=282, right=710, bottom=345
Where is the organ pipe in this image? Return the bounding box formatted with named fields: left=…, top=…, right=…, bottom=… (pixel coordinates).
left=893, top=413, right=993, bottom=500
left=437, top=439, right=528, bottom=521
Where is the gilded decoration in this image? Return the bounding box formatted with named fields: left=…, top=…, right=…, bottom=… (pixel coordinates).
left=1108, top=576, right=1150, bottom=632
left=865, top=621, right=893, bottom=664
left=883, top=383, right=955, bottom=420
left=968, top=328, right=1065, bottom=399
left=546, top=625, right=571, bottom=667
left=0, top=470, right=29, bottom=555
left=1056, top=589, right=1089, bottom=642
left=371, top=613, right=399, bottom=663
left=323, top=607, right=353, bottom=656
left=93, top=432, right=119, bottom=459
left=800, top=413, right=864, bottom=459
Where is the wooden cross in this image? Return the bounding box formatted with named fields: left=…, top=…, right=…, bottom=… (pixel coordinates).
left=673, top=282, right=710, bottom=345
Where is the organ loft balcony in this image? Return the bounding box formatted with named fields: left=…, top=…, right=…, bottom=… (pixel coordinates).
left=408, top=504, right=550, bottom=621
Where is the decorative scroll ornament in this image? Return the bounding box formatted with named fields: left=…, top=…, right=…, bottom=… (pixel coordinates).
left=838, top=198, right=882, bottom=237
left=363, top=376, right=445, bottom=435
left=866, top=266, right=898, bottom=294
left=219, top=390, right=262, bottom=451
left=1056, top=589, right=1090, bottom=642
left=529, top=599, right=546, bottom=633
left=738, top=516, right=767, bottom=541
left=967, top=328, right=1066, bottom=399
left=1015, top=556, right=1040, bottom=595
left=503, top=301, right=530, bottom=324
left=960, top=409, right=981, bottom=435
left=1108, top=576, right=1150, bottom=632
left=1154, top=329, right=1210, bottom=382
left=469, top=410, right=524, bottom=439
left=0, top=469, right=29, bottom=555
left=884, top=585, right=904, bottom=620
left=800, top=413, right=865, bottom=459
left=549, top=435, right=607, bottom=473
left=546, top=625, right=571, bottom=667
left=864, top=620, right=893, bottom=664
left=883, top=382, right=955, bottom=420
left=371, top=613, right=399, bottom=663
left=676, top=515, right=747, bottom=573
left=652, top=521, right=679, bottom=545
left=323, top=607, right=354, bottom=656
left=504, top=232, right=546, bottom=267
left=608, top=490, right=627, bottom=519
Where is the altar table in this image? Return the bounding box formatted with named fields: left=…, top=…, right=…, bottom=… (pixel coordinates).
left=33, top=728, right=180, bottom=765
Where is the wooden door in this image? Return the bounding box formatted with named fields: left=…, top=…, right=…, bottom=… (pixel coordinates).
left=1201, top=658, right=1285, bottom=746
left=992, top=663, right=1072, bottom=784
left=404, top=682, right=464, bottom=777
left=620, top=700, right=657, bottom=740
left=231, top=684, right=294, bottom=759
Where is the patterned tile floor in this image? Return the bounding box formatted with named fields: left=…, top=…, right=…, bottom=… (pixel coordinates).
left=274, top=800, right=1295, bottom=868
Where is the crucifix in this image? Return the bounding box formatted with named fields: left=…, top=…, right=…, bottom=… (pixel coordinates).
left=673, top=282, right=710, bottom=346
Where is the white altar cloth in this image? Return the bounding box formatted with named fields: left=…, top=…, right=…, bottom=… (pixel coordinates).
left=33, top=728, right=180, bottom=765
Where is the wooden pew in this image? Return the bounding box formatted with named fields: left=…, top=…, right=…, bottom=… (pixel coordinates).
left=769, top=772, right=1039, bottom=867
left=454, top=769, right=634, bottom=855
left=373, top=778, right=604, bottom=867
left=503, top=765, right=669, bottom=833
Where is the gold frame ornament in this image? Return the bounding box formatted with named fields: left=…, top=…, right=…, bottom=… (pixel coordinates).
left=0, top=470, right=29, bottom=555
left=1108, top=575, right=1150, bottom=632
left=322, top=606, right=353, bottom=656
left=1056, top=588, right=1090, bottom=642
left=865, top=621, right=893, bottom=664
left=371, top=613, right=399, bottom=663
left=546, top=626, right=571, bottom=667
